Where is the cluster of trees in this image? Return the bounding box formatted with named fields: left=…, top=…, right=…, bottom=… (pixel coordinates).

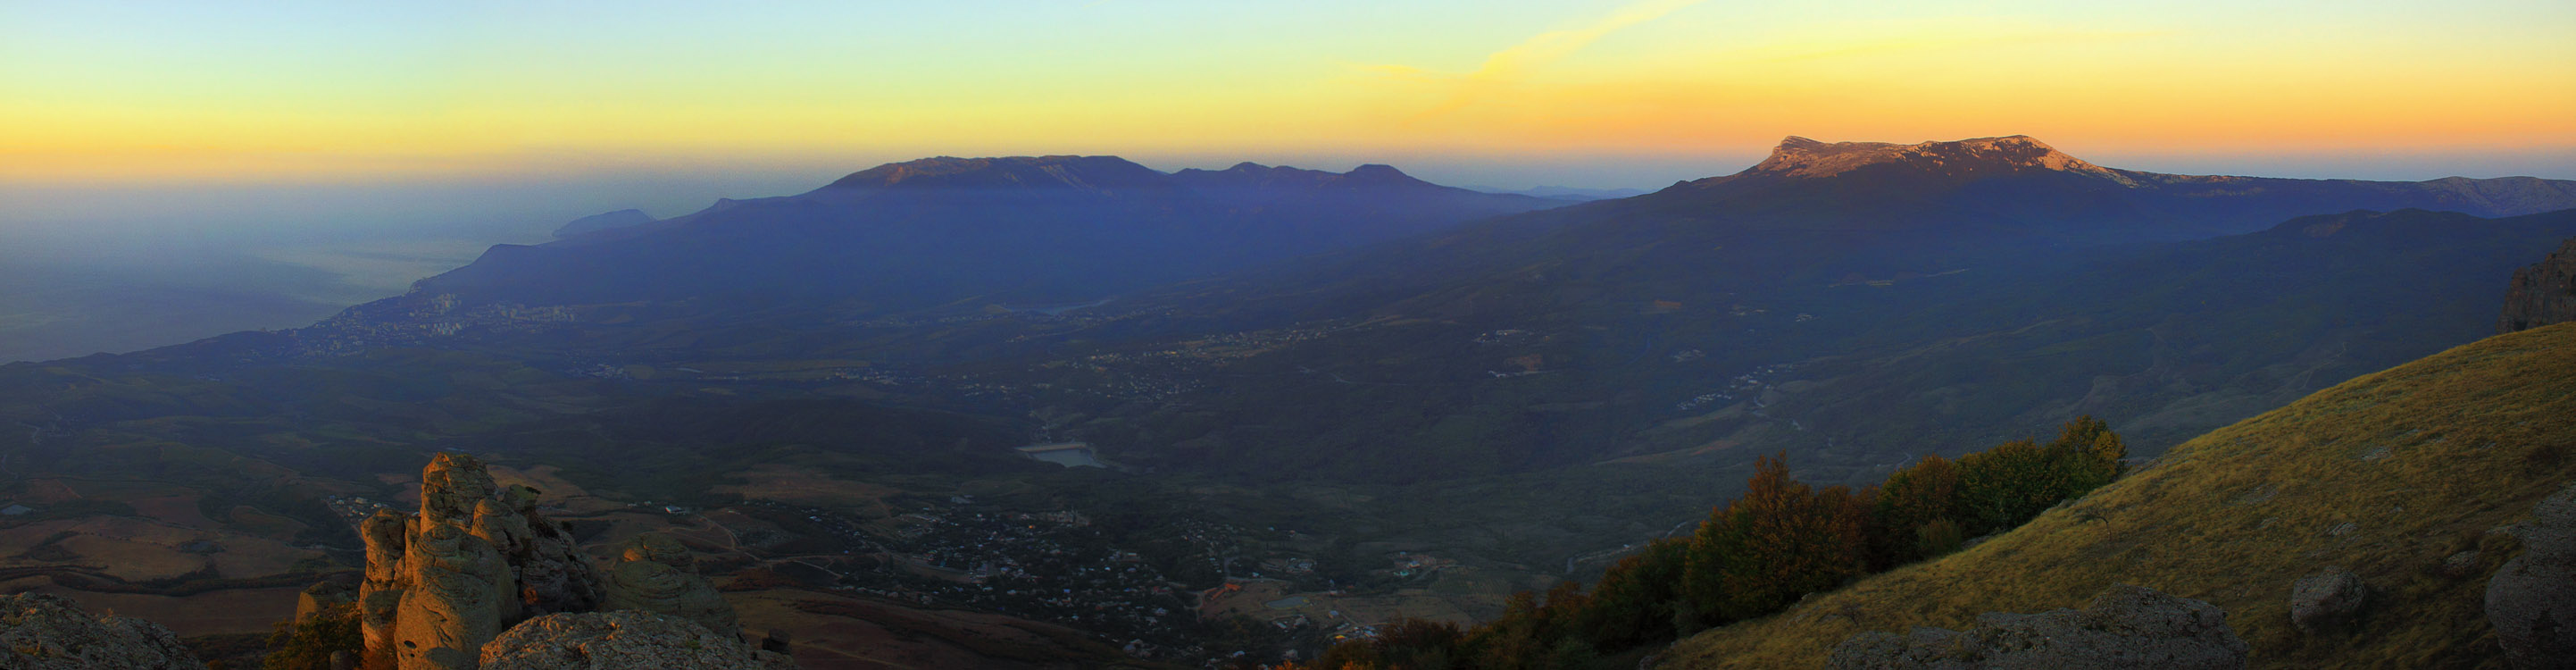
left=1282, top=417, right=2126, bottom=670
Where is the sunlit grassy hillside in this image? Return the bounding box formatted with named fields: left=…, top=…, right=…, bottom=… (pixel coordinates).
left=1660, top=322, right=2576, bottom=669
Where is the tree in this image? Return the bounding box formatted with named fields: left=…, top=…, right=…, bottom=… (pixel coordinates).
left=2047, top=415, right=2125, bottom=496
left=1578, top=538, right=1685, bottom=649
left=1684, top=454, right=1868, bottom=623
left=1871, top=455, right=1962, bottom=567
left=1955, top=439, right=2063, bottom=535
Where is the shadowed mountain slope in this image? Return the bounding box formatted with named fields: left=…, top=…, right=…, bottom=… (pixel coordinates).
left=404, top=155, right=1559, bottom=314
left=1077, top=206, right=2576, bottom=483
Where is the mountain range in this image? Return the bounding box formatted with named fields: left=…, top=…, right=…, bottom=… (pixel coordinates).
left=412, top=156, right=1556, bottom=315
left=6, top=136, right=2576, bottom=667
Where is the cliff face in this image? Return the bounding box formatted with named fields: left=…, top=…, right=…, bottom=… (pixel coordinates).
left=2501, top=237, right=2576, bottom=333
left=354, top=453, right=779, bottom=670
left=360, top=452, right=603, bottom=669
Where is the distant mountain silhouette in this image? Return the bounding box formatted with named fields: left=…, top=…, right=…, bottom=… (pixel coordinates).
left=1653, top=134, right=2576, bottom=242
left=405, top=155, right=1559, bottom=314
left=1466, top=185, right=1652, bottom=202
left=552, top=209, right=657, bottom=239
left=1178, top=135, right=2576, bottom=322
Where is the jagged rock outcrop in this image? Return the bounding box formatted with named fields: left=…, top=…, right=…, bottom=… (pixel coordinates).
left=1825, top=585, right=2247, bottom=669
left=2488, top=482, right=2576, bottom=669
left=599, top=532, right=737, bottom=637
left=2500, top=237, right=2576, bottom=333
left=360, top=453, right=606, bottom=670
left=2288, top=565, right=2368, bottom=633
left=478, top=612, right=792, bottom=670
left=0, top=593, right=206, bottom=669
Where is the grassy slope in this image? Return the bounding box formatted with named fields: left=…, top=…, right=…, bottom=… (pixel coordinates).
left=1661, top=322, right=2576, bottom=669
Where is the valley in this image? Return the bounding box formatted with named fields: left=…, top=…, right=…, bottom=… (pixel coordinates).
left=4, top=138, right=2574, bottom=668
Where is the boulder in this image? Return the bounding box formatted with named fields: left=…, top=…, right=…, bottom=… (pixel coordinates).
left=0, top=593, right=206, bottom=669
left=2488, top=482, right=2576, bottom=669
left=1826, top=584, right=2247, bottom=669
left=600, top=532, right=738, bottom=637
left=2288, top=566, right=2368, bottom=633
left=2442, top=550, right=2485, bottom=578
left=479, top=611, right=792, bottom=670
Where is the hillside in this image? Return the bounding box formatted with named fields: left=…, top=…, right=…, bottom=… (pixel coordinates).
left=1055, top=207, right=2576, bottom=483
left=1657, top=322, right=2576, bottom=668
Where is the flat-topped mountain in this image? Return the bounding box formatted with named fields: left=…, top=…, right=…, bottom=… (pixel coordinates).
left=1635, top=135, right=2576, bottom=243
left=1734, top=135, right=2130, bottom=182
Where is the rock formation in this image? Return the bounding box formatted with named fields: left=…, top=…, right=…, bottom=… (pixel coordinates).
left=479, top=612, right=792, bottom=670
left=2488, top=482, right=2576, bottom=669
left=2288, top=566, right=2368, bottom=633
left=2500, top=237, right=2576, bottom=333
left=1825, top=584, right=2247, bottom=669
left=0, top=593, right=206, bottom=669
left=359, top=453, right=606, bottom=670
left=296, top=573, right=360, bottom=622
left=599, top=532, right=738, bottom=637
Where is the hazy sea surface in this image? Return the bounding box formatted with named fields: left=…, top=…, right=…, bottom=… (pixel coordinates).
left=0, top=239, right=499, bottom=363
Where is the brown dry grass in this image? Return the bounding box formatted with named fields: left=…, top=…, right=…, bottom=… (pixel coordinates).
left=729, top=588, right=1152, bottom=669
left=1659, top=323, right=2576, bottom=669
left=225, top=505, right=308, bottom=540
left=714, top=464, right=904, bottom=518
left=56, top=534, right=205, bottom=582
left=128, top=494, right=219, bottom=529
left=31, top=585, right=304, bottom=636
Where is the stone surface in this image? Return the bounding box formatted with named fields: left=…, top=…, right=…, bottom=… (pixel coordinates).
left=1825, top=584, right=2247, bottom=669
left=479, top=611, right=791, bottom=670
left=600, top=532, right=738, bottom=637
left=0, top=593, right=206, bottom=669
left=2288, top=565, right=2369, bottom=633
left=2488, top=482, right=2576, bottom=669
left=392, top=523, right=511, bottom=670
left=359, top=453, right=610, bottom=670
left=2443, top=550, right=2485, bottom=578
left=2500, top=237, right=2576, bottom=333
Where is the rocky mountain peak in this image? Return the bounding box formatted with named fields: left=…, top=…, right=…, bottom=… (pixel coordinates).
left=1343, top=163, right=1413, bottom=181
left=2500, top=236, right=2576, bottom=333
left=1745, top=135, right=2136, bottom=185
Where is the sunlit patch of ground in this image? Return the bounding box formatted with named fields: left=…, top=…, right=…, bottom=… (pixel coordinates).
left=714, top=464, right=905, bottom=519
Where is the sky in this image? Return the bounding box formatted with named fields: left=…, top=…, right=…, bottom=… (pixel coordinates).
left=3, top=0, right=2574, bottom=230
left=1, top=0, right=2572, bottom=361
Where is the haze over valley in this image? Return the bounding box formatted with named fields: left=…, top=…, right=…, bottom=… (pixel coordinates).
left=4, top=2, right=2574, bottom=669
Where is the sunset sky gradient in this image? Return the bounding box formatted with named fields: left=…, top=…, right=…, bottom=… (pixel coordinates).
left=4, top=0, right=2574, bottom=187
